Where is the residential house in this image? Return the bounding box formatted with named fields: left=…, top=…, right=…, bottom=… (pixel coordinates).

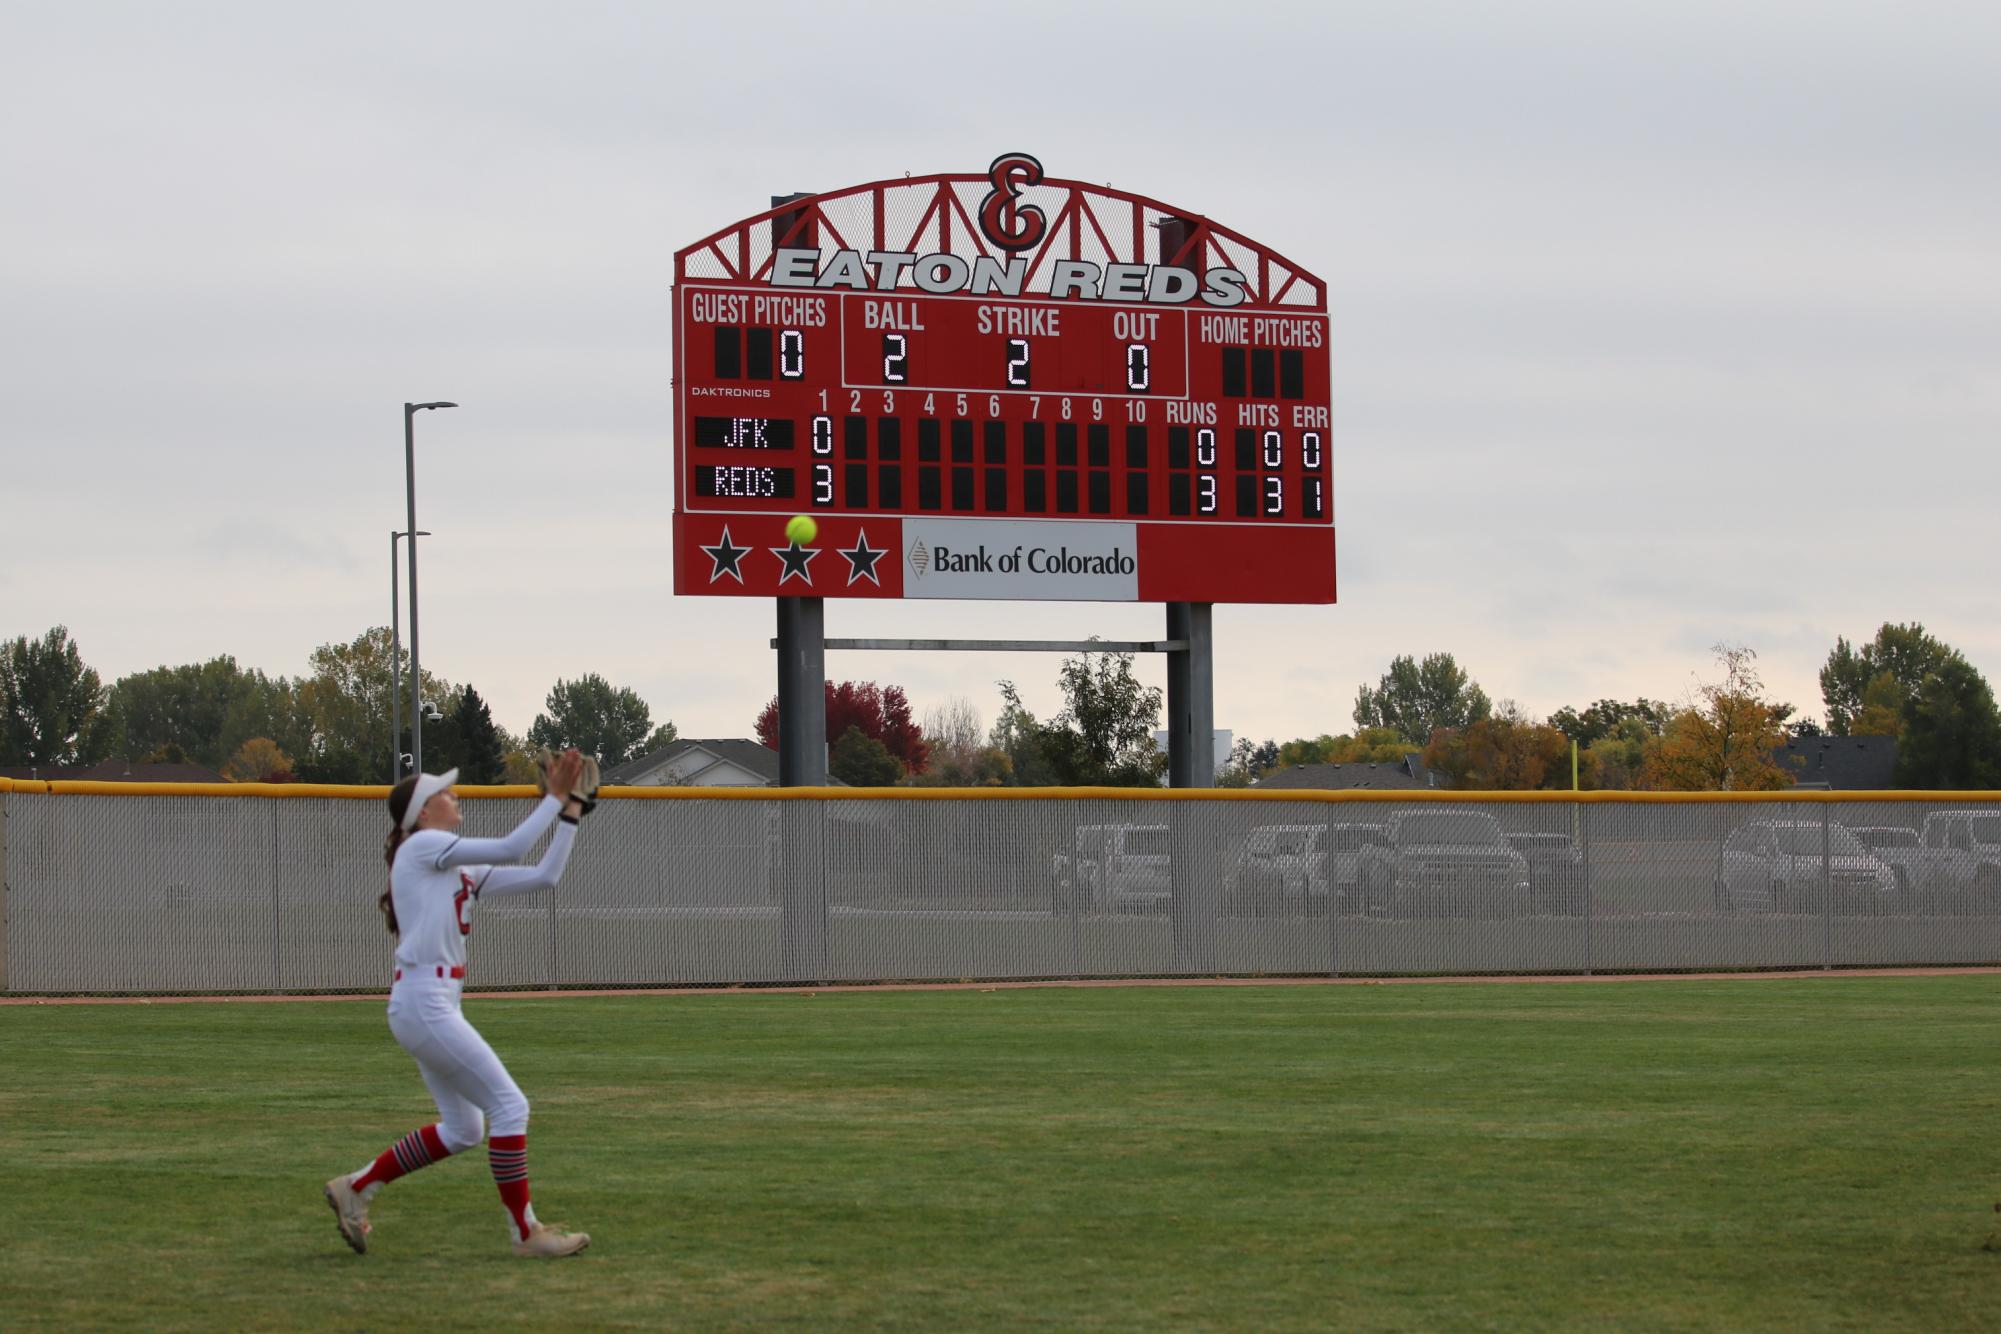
left=0, top=759, right=229, bottom=783
left=602, top=738, right=784, bottom=787
left=1775, top=735, right=1898, bottom=790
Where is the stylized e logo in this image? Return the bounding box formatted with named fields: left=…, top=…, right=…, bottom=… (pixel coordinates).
left=978, top=152, right=1047, bottom=252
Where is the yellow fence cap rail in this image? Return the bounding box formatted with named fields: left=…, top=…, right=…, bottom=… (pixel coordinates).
left=3, top=776, right=1998, bottom=804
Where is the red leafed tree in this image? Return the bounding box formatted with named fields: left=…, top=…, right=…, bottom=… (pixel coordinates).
left=756, top=681, right=929, bottom=776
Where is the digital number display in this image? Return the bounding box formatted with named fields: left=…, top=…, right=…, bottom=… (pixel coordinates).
left=844, top=299, right=1190, bottom=397
left=679, top=292, right=1330, bottom=528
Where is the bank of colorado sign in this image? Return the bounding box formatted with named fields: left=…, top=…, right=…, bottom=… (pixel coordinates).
left=671, top=153, right=1336, bottom=605
left=901, top=519, right=1137, bottom=601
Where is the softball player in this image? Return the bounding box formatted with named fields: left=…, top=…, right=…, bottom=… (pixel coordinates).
left=324, top=752, right=591, bottom=1258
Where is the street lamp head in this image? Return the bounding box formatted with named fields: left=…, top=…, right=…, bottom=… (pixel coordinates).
left=410, top=401, right=457, bottom=412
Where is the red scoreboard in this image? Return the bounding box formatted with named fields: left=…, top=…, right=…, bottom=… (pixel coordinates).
left=672, top=154, right=1334, bottom=604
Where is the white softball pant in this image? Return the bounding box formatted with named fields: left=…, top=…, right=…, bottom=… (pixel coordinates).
left=387, top=981, right=530, bottom=1152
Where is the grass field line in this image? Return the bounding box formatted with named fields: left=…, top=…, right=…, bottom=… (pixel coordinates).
left=7, top=963, right=1998, bottom=1006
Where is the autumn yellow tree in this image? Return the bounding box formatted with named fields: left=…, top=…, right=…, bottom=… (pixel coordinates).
left=222, top=737, right=296, bottom=783
left=1584, top=716, right=1656, bottom=789
left=1275, top=727, right=1410, bottom=767
left=1642, top=645, right=1793, bottom=791
left=1331, top=727, right=1412, bottom=762
left=1274, top=734, right=1339, bottom=766
left=1423, top=704, right=1573, bottom=789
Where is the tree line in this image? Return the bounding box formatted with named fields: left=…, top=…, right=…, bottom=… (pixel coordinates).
left=0, top=625, right=676, bottom=784
left=0, top=620, right=1164, bottom=789
left=1219, top=625, right=2001, bottom=791
left=8, top=620, right=1994, bottom=790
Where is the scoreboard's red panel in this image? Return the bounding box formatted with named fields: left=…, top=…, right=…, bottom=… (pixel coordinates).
left=672, top=154, right=1335, bottom=604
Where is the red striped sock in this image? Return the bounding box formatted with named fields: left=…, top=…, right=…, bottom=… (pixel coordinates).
left=489, top=1134, right=533, bottom=1240
left=351, top=1124, right=451, bottom=1193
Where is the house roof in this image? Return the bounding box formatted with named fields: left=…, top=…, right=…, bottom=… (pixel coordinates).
left=1776, top=734, right=1898, bottom=790
left=1252, top=754, right=1434, bottom=791
left=603, top=738, right=784, bottom=786
left=0, top=759, right=230, bottom=783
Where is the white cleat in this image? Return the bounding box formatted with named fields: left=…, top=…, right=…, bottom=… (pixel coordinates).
left=323, top=1176, right=371, bottom=1255
left=512, top=1223, right=591, bottom=1258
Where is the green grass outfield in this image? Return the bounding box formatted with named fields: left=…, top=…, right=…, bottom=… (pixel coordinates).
left=4, top=976, right=1999, bottom=1331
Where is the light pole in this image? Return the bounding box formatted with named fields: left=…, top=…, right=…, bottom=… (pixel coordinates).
left=390, top=528, right=430, bottom=782
left=405, top=401, right=456, bottom=773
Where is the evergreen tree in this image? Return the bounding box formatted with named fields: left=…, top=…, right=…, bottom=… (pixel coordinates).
left=449, top=684, right=509, bottom=784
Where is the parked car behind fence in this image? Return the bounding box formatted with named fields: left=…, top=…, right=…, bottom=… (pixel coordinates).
left=1846, top=825, right=1927, bottom=897
left=1356, top=809, right=1533, bottom=919
left=1505, top=832, right=1588, bottom=916
left=1224, top=822, right=1386, bottom=917
left=1714, top=819, right=1897, bottom=914
left=1917, top=811, right=2001, bottom=908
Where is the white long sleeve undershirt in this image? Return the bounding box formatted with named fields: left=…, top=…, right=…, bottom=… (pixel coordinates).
left=475, top=819, right=579, bottom=899
left=427, top=794, right=564, bottom=870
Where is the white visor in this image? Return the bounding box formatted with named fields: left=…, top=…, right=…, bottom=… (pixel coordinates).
left=401, top=768, right=460, bottom=832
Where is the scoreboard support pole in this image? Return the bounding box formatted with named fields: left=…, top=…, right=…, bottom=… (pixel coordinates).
left=1165, top=604, right=1215, bottom=790
left=1166, top=603, right=1218, bottom=972
left=776, top=597, right=828, bottom=785
left=786, top=604, right=1219, bottom=975
left=775, top=596, right=829, bottom=983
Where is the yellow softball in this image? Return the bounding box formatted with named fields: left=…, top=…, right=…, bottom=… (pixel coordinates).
left=784, top=515, right=818, bottom=545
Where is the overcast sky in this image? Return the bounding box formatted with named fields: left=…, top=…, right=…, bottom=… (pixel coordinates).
left=5, top=1, right=1997, bottom=754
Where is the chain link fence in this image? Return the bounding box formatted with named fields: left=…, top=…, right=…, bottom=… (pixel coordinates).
left=4, top=786, right=2000, bottom=993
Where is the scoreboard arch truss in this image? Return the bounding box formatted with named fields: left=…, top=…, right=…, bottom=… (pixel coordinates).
left=673, top=153, right=1335, bottom=605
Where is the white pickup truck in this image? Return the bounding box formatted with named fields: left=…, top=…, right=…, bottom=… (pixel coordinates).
left=1354, top=809, right=1533, bottom=919
left=1917, top=810, right=2001, bottom=902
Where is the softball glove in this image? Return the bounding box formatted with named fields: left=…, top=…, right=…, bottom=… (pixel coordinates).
left=534, top=747, right=602, bottom=817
